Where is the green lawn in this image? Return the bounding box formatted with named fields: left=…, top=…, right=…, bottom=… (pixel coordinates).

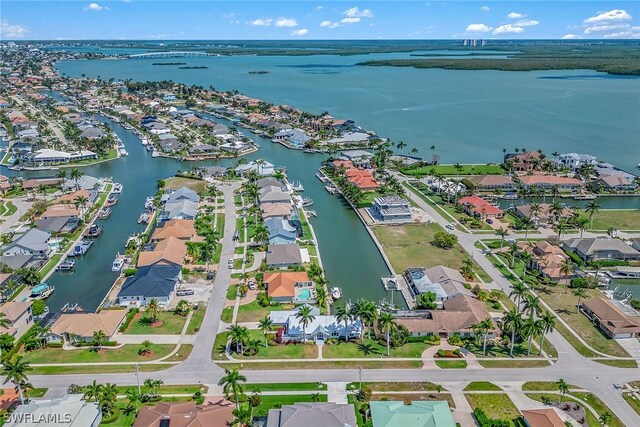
left=356, top=382, right=441, bottom=392
left=39, top=253, right=63, bottom=278
left=464, top=382, right=501, bottom=391
left=219, top=360, right=424, bottom=370
left=594, top=359, right=638, bottom=368
left=213, top=331, right=318, bottom=360
left=0, top=201, right=17, bottom=217
left=186, top=306, right=205, bottom=334
left=401, top=164, right=505, bottom=177
left=236, top=300, right=294, bottom=323
left=623, top=392, right=640, bottom=415
left=323, top=339, right=430, bottom=359
left=466, top=393, right=522, bottom=423
left=521, top=381, right=579, bottom=391
left=21, top=344, right=176, bottom=364
left=373, top=223, right=486, bottom=275
left=570, top=392, right=625, bottom=427
left=435, top=360, right=467, bottom=369
left=574, top=209, right=640, bottom=231
left=246, top=383, right=327, bottom=393
left=114, top=384, right=206, bottom=395
left=125, top=311, right=188, bottom=335
left=478, top=360, right=550, bottom=368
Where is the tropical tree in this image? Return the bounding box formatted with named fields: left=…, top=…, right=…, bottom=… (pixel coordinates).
left=74, top=195, right=89, bottom=215
left=502, top=309, right=522, bottom=357
left=70, top=168, right=84, bottom=190
left=574, top=216, right=589, bottom=238
left=573, top=288, right=588, bottom=313
left=523, top=294, right=542, bottom=317
left=175, top=299, right=190, bottom=316
left=232, top=407, right=253, bottom=426
left=509, top=282, right=527, bottom=313
left=538, top=312, right=556, bottom=355
left=98, top=383, right=118, bottom=416
left=378, top=311, right=397, bottom=356
left=296, top=305, right=316, bottom=343
left=84, top=379, right=102, bottom=402
left=521, top=316, right=543, bottom=356
left=228, top=324, right=249, bottom=354
left=18, top=267, right=41, bottom=286
left=335, top=304, right=352, bottom=338
left=138, top=339, right=152, bottom=356
left=218, top=368, right=247, bottom=410
left=554, top=219, right=569, bottom=239
left=147, top=298, right=160, bottom=323
left=495, top=227, right=509, bottom=251
left=460, top=258, right=474, bottom=280
left=471, top=318, right=494, bottom=356
left=258, top=315, right=272, bottom=348
left=599, top=411, right=613, bottom=426
left=585, top=200, right=601, bottom=229
left=92, top=330, right=107, bottom=350
left=2, top=356, right=32, bottom=404
left=556, top=378, right=569, bottom=402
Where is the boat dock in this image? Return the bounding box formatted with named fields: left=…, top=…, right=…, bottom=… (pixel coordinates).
left=606, top=267, right=640, bottom=279
left=382, top=275, right=414, bottom=309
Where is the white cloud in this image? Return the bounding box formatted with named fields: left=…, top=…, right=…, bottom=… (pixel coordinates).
left=465, top=23, right=492, bottom=33
left=84, top=3, right=109, bottom=12
left=250, top=18, right=273, bottom=26
left=340, top=17, right=361, bottom=24
left=584, top=23, right=629, bottom=34
left=148, top=34, right=170, bottom=40
left=291, top=28, right=309, bottom=36
left=320, top=20, right=339, bottom=29
left=507, top=12, right=525, bottom=19
left=343, top=7, right=374, bottom=18
left=316, top=6, right=323, bottom=11
left=584, top=9, right=632, bottom=24
left=514, top=19, right=539, bottom=27
left=275, top=17, right=298, bottom=27
left=603, top=29, right=640, bottom=39
left=493, top=24, right=524, bottom=34
left=561, top=34, right=582, bottom=39
left=480, top=6, right=490, bottom=12
left=1, top=20, right=28, bottom=38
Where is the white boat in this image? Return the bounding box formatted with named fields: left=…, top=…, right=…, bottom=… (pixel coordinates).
left=57, top=259, right=75, bottom=271
left=573, top=194, right=596, bottom=200
left=302, top=197, right=313, bottom=207
left=330, top=287, right=342, bottom=300
left=112, top=257, right=125, bottom=272
left=291, top=181, right=304, bottom=192
left=111, top=183, right=123, bottom=194
left=118, top=148, right=129, bottom=156
left=141, top=138, right=148, bottom=146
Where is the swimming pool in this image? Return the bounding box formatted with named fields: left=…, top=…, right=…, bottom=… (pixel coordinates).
left=298, top=289, right=312, bottom=301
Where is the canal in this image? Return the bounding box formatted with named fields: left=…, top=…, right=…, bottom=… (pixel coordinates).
left=3, top=114, right=393, bottom=312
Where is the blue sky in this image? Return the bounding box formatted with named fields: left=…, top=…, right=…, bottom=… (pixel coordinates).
left=1, top=1, right=639, bottom=40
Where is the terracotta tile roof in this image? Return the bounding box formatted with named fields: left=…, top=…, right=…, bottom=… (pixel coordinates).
left=582, top=297, right=640, bottom=335
left=265, top=271, right=311, bottom=298
left=521, top=409, right=566, bottom=427
left=137, top=236, right=186, bottom=267
left=133, top=399, right=234, bottom=427
left=41, top=204, right=80, bottom=219
left=55, top=189, right=90, bottom=204
left=458, top=195, right=503, bottom=216
left=261, top=203, right=293, bottom=218
left=0, top=301, right=31, bottom=322
left=50, top=310, right=127, bottom=338
left=519, top=174, right=583, bottom=186
left=467, top=175, right=513, bottom=186
left=151, top=219, right=196, bottom=241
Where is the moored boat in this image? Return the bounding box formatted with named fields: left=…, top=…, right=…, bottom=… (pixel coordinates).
left=98, top=207, right=112, bottom=219
left=56, top=259, right=75, bottom=271
left=112, top=257, right=125, bottom=272
left=331, top=287, right=342, bottom=300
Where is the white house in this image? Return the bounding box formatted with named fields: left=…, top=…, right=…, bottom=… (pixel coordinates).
left=274, top=312, right=363, bottom=343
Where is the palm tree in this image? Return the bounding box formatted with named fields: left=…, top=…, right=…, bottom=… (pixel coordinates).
left=56, top=169, right=67, bottom=181
left=84, top=379, right=102, bottom=402
left=529, top=203, right=542, bottom=221
left=556, top=378, right=569, bottom=402
left=99, top=383, right=118, bottom=416
left=574, top=216, right=589, bottom=238
left=560, top=259, right=574, bottom=292
left=472, top=318, right=494, bottom=356
left=509, top=282, right=527, bottom=313
left=218, top=368, right=246, bottom=410
left=232, top=407, right=253, bottom=426
left=70, top=168, right=84, bottom=190
left=228, top=324, right=249, bottom=354
left=554, top=219, right=569, bottom=239
left=378, top=311, right=397, bottom=356
left=258, top=315, right=272, bottom=348
left=502, top=309, right=522, bottom=357
left=147, top=298, right=160, bottom=323
left=495, top=227, right=509, bottom=251
left=315, top=286, right=328, bottom=310
left=521, top=317, right=543, bottom=356
left=538, top=312, right=556, bottom=355
left=523, top=294, right=541, bottom=318
left=0, top=313, right=10, bottom=358
left=396, top=140, right=407, bottom=154
left=599, top=411, right=612, bottom=426
left=92, top=330, right=107, bottom=350
left=2, top=356, right=32, bottom=404
left=253, top=225, right=269, bottom=248
left=573, top=288, right=588, bottom=313
left=74, top=195, right=89, bottom=216
left=585, top=200, right=601, bottom=229
left=296, top=305, right=316, bottom=343
left=335, top=304, right=352, bottom=339
left=37, top=183, right=48, bottom=200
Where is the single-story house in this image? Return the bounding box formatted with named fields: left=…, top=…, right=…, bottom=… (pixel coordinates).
left=266, top=403, right=357, bottom=427
left=369, top=195, right=412, bottom=223
left=521, top=408, right=566, bottom=427
left=264, top=271, right=315, bottom=303
left=137, top=236, right=186, bottom=268
left=369, top=401, right=455, bottom=427
left=265, top=217, right=298, bottom=245
left=395, top=294, right=497, bottom=339
left=517, top=174, right=583, bottom=191
left=2, top=229, right=51, bottom=258
left=404, top=266, right=471, bottom=303
left=48, top=310, right=127, bottom=344
left=595, top=174, right=637, bottom=192
left=266, top=243, right=303, bottom=268
left=256, top=177, right=284, bottom=189
left=514, top=203, right=573, bottom=225
left=467, top=175, right=515, bottom=191
left=0, top=255, right=33, bottom=271
left=165, top=187, right=200, bottom=204
left=150, top=219, right=196, bottom=242
left=562, top=237, right=640, bottom=262
left=235, top=160, right=276, bottom=177
left=133, top=400, right=234, bottom=427
left=581, top=297, right=640, bottom=339
left=202, top=166, right=228, bottom=178
left=158, top=200, right=198, bottom=221
left=40, top=203, right=80, bottom=220
left=6, top=394, right=101, bottom=427
left=458, top=195, right=503, bottom=219
left=258, top=186, right=290, bottom=205
left=269, top=305, right=320, bottom=326
left=36, top=216, right=81, bottom=234
left=117, top=264, right=182, bottom=307
left=276, top=313, right=363, bottom=343
left=0, top=301, right=33, bottom=339
left=327, top=132, right=371, bottom=146
left=518, top=241, right=572, bottom=281
left=261, top=202, right=293, bottom=219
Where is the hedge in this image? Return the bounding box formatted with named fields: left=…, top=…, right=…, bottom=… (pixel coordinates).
left=119, top=308, right=139, bottom=332
left=473, top=408, right=511, bottom=427
left=75, top=340, right=118, bottom=347
left=1, top=324, right=39, bottom=362
left=100, top=408, right=120, bottom=424
left=588, top=259, right=629, bottom=268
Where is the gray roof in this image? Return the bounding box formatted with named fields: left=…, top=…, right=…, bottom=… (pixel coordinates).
left=62, top=175, right=102, bottom=191
left=265, top=218, right=297, bottom=241
left=6, top=393, right=101, bottom=427
left=269, top=305, right=319, bottom=325
left=266, top=243, right=303, bottom=266
left=167, top=187, right=200, bottom=203
left=6, top=229, right=51, bottom=253
left=266, top=403, right=357, bottom=427
left=405, top=265, right=470, bottom=299
left=256, top=177, right=285, bottom=189
left=118, top=264, right=180, bottom=299
left=259, top=186, right=290, bottom=204
left=0, top=254, right=33, bottom=270
left=81, top=126, right=105, bottom=139
left=162, top=200, right=198, bottom=220
left=564, top=237, right=640, bottom=257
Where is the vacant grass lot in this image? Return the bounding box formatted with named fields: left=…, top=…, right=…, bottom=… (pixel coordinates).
left=250, top=394, right=328, bottom=418
left=372, top=392, right=456, bottom=409
left=323, top=339, right=430, bottom=359
left=125, top=311, right=188, bottom=335
left=575, top=209, right=640, bottom=231
left=466, top=393, right=522, bottom=422
left=164, top=176, right=208, bottom=195
left=212, top=331, right=318, bottom=360
left=246, top=383, right=327, bottom=393
left=478, top=360, right=550, bottom=368
left=235, top=300, right=294, bottom=323
left=30, top=364, right=172, bottom=375
left=401, top=164, right=505, bottom=176
left=373, top=223, right=484, bottom=274
left=21, top=344, right=175, bottom=364
left=358, top=382, right=441, bottom=392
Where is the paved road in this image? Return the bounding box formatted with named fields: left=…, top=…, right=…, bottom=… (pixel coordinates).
left=23, top=178, right=640, bottom=425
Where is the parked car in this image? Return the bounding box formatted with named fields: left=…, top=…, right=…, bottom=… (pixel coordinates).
left=228, top=258, right=234, bottom=269
left=248, top=281, right=257, bottom=290
left=486, top=218, right=494, bottom=224
left=445, top=223, right=455, bottom=230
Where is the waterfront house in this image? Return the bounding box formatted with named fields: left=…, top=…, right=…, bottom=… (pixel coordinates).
left=266, top=403, right=357, bottom=427
left=273, top=128, right=311, bottom=147
left=0, top=175, right=10, bottom=193
left=48, top=310, right=127, bottom=344
left=40, top=203, right=80, bottom=221
left=265, top=217, right=298, bottom=245
left=2, top=229, right=51, bottom=258
left=467, top=175, right=515, bottom=192
left=562, top=237, right=640, bottom=262
left=517, top=174, right=583, bottom=192
left=157, top=137, right=184, bottom=153
left=133, top=400, right=234, bottom=427
left=0, top=301, right=33, bottom=339
left=62, top=175, right=103, bottom=192
left=264, top=271, right=315, bottom=303
left=521, top=408, right=567, bottom=427
left=266, top=243, right=303, bottom=268
left=137, top=237, right=186, bottom=268
left=370, top=195, right=412, bottom=223
left=518, top=241, right=572, bottom=281
left=554, top=153, right=597, bottom=171
left=159, top=200, right=198, bottom=222
left=369, top=401, right=456, bottom=427
left=594, top=174, right=638, bottom=192
left=269, top=305, right=320, bottom=326
left=5, top=394, right=101, bottom=427
left=117, top=264, right=182, bottom=307
left=457, top=195, right=503, bottom=219
left=341, top=150, right=374, bottom=167
left=275, top=312, right=363, bottom=343
left=165, top=187, right=200, bottom=204
left=235, top=160, right=276, bottom=177
left=201, top=166, right=228, bottom=178
left=256, top=177, right=285, bottom=189
left=327, top=132, right=372, bottom=146
left=504, top=151, right=546, bottom=172
left=36, top=216, right=81, bottom=235
left=394, top=294, right=497, bottom=339
left=345, top=168, right=379, bottom=190
left=261, top=202, right=293, bottom=219
left=404, top=266, right=471, bottom=303
left=581, top=297, right=640, bottom=339
left=514, top=203, right=573, bottom=226
left=80, top=126, right=105, bottom=140
left=0, top=255, right=33, bottom=271
left=258, top=186, right=291, bottom=205
left=150, top=219, right=196, bottom=242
